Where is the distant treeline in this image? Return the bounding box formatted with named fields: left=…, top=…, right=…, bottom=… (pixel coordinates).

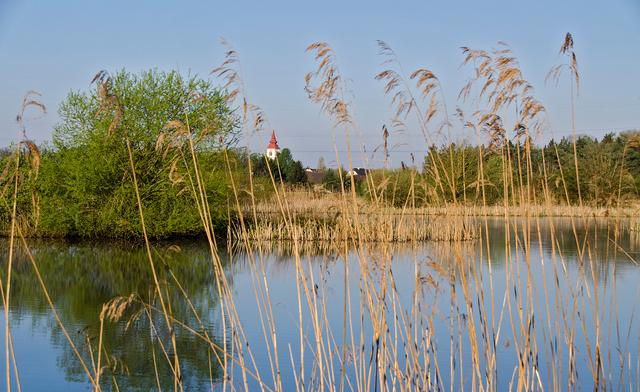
left=352, top=132, right=640, bottom=207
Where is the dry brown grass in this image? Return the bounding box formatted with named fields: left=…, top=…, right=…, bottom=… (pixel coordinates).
left=250, top=189, right=640, bottom=219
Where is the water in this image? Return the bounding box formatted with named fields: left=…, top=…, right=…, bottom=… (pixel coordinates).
left=0, top=217, right=638, bottom=390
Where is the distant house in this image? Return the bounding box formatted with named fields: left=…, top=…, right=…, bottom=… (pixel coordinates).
left=347, top=167, right=368, bottom=177
left=305, top=168, right=325, bottom=184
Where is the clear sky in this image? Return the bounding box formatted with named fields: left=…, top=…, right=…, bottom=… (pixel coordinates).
left=1, top=0, right=639, bottom=167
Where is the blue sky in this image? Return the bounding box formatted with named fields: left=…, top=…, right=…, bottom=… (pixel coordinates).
left=1, top=0, right=639, bottom=167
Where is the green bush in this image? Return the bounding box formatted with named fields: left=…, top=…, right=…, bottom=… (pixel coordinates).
left=251, top=148, right=307, bottom=185
left=1, top=70, right=244, bottom=238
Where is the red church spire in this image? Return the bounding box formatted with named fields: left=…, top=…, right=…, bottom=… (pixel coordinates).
left=267, top=130, right=280, bottom=150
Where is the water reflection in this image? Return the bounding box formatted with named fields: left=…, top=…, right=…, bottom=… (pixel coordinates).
left=1, top=240, right=226, bottom=391
left=0, top=217, right=637, bottom=390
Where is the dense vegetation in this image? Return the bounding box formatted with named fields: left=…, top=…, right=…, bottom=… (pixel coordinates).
left=357, top=132, right=640, bottom=207
left=251, top=148, right=306, bottom=184
left=0, top=70, right=310, bottom=238
left=1, top=71, right=246, bottom=237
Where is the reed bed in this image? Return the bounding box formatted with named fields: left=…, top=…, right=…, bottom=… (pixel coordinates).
left=232, top=214, right=478, bottom=242
left=251, top=190, right=640, bottom=219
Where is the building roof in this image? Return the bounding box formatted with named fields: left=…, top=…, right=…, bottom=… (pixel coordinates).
left=348, top=167, right=368, bottom=176
left=305, top=170, right=325, bottom=184
left=267, top=130, right=280, bottom=150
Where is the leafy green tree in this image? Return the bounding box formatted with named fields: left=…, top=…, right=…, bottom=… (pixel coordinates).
left=321, top=168, right=344, bottom=192
left=317, top=156, right=326, bottom=170
left=277, top=148, right=306, bottom=184
left=14, top=70, right=238, bottom=237
left=250, top=148, right=306, bottom=185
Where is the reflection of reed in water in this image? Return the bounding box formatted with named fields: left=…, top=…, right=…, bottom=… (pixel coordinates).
left=233, top=238, right=467, bottom=261
left=230, top=238, right=343, bottom=259
left=627, top=218, right=640, bottom=253
left=0, top=240, right=226, bottom=391
left=630, top=227, right=640, bottom=252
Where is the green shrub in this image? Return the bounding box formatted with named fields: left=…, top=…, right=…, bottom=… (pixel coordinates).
left=1, top=69, right=243, bottom=238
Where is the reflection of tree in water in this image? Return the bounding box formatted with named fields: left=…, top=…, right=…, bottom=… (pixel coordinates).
left=1, top=239, right=229, bottom=390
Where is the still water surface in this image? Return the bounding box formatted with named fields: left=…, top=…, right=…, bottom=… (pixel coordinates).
left=0, top=217, right=639, bottom=390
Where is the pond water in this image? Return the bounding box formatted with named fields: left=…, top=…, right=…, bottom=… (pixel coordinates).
left=0, top=217, right=639, bottom=391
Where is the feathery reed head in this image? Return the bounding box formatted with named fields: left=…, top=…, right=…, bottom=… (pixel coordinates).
left=14, top=91, right=46, bottom=175
left=460, top=43, right=547, bottom=141
left=100, top=294, right=137, bottom=323
left=91, top=70, right=123, bottom=136
left=16, top=90, right=46, bottom=140
left=559, top=32, right=574, bottom=54
left=376, top=40, right=445, bottom=138
left=20, top=140, right=41, bottom=176
left=546, top=32, right=579, bottom=92
left=211, top=38, right=243, bottom=106
left=212, top=38, right=267, bottom=133
left=305, top=42, right=351, bottom=125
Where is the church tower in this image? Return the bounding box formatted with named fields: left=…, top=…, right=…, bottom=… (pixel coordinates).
left=266, top=130, right=281, bottom=160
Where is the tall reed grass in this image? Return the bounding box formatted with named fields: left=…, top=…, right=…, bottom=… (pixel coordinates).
left=1, top=33, right=639, bottom=392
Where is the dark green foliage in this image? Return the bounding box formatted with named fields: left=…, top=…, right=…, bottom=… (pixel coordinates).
left=0, top=70, right=243, bottom=238
left=538, top=134, right=634, bottom=205
left=251, top=148, right=307, bottom=185
left=321, top=168, right=345, bottom=192
left=424, top=144, right=480, bottom=204
left=277, top=149, right=307, bottom=184
left=361, top=132, right=640, bottom=207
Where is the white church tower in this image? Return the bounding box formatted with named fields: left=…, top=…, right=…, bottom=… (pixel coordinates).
left=266, top=130, right=281, bottom=160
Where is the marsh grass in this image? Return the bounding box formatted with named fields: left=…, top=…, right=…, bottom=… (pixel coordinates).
left=233, top=214, right=478, bottom=243
left=252, top=189, right=640, bottom=218
left=2, top=32, right=639, bottom=392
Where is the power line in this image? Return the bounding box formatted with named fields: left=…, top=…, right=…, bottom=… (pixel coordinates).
left=251, top=126, right=640, bottom=139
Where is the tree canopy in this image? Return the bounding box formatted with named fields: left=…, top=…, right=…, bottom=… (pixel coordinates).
left=2, top=70, right=242, bottom=238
